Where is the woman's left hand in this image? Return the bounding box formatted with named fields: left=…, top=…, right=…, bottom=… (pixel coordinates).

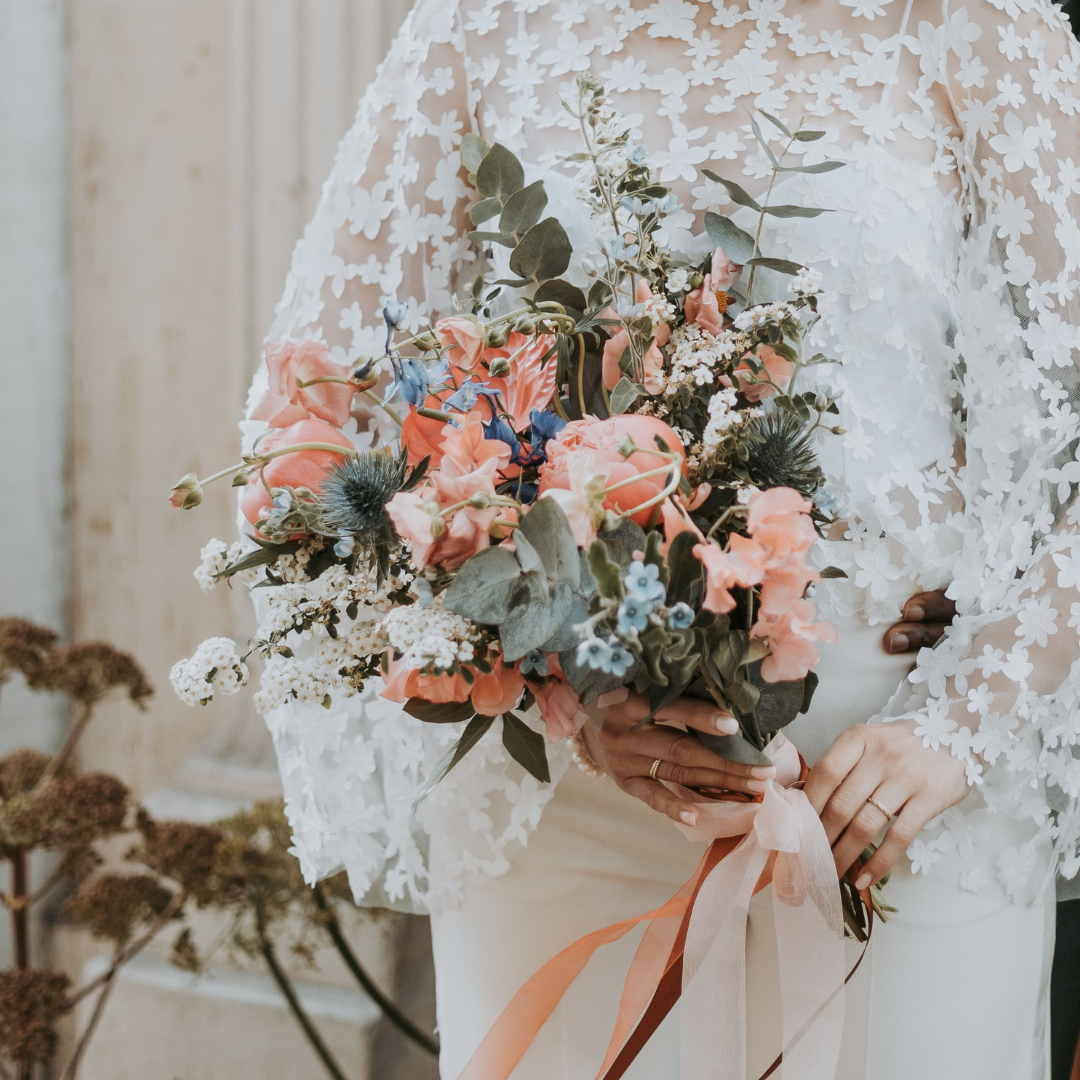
left=802, top=719, right=969, bottom=889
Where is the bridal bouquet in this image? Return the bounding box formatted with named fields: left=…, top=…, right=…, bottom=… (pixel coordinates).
left=170, top=75, right=848, bottom=838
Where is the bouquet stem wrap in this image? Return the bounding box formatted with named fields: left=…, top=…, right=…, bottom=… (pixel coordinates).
left=453, top=735, right=848, bottom=1080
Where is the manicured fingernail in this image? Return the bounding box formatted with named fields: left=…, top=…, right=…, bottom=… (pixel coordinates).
left=715, top=716, right=739, bottom=734
left=746, top=779, right=768, bottom=793
left=906, top=604, right=924, bottom=621
left=679, top=810, right=698, bottom=825
left=888, top=633, right=908, bottom=653
left=750, top=765, right=776, bottom=778
left=855, top=872, right=872, bottom=890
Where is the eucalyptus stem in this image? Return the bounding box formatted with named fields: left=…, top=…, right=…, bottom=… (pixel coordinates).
left=745, top=129, right=798, bottom=306
left=312, top=888, right=439, bottom=1057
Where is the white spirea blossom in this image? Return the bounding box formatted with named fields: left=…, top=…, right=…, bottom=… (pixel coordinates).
left=170, top=637, right=249, bottom=706
left=381, top=598, right=481, bottom=673
left=665, top=267, right=690, bottom=293
left=702, top=387, right=743, bottom=453
left=194, top=539, right=259, bottom=591
left=662, top=324, right=746, bottom=393
left=732, top=302, right=798, bottom=333
left=789, top=266, right=823, bottom=296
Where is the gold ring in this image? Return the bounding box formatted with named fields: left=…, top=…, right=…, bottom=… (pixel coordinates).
left=866, top=795, right=893, bottom=819
left=649, top=757, right=663, bottom=781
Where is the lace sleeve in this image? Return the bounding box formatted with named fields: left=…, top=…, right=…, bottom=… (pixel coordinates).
left=882, top=0, right=1080, bottom=890
left=247, top=0, right=572, bottom=913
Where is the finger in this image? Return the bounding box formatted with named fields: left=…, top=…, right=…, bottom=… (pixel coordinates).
left=901, top=590, right=956, bottom=624
left=854, top=797, right=935, bottom=888
left=829, top=786, right=907, bottom=885
left=803, top=727, right=867, bottom=815
left=645, top=756, right=771, bottom=795
left=818, top=757, right=883, bottom=848
left=622, top=775, right=699, bottom=826
left=655, top=698, right=740, bottom=736
left=634, top=727, right=777, bottom=782
left=882, top=622, right=950, bottom=654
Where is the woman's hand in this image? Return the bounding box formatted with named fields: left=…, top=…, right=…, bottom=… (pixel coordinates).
left=580, top=692, right=776, bottom=826
left=803, top=719, right=968, bottom=889
left=882, top=590, right=956, bottom=654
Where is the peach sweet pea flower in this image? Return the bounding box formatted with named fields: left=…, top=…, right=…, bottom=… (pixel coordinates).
left=471, top=658, right=526, bottom=716
left=539, top=414, right=686, bottom=528
left=436, top=316, right=485, bottom=372
left=746, top=488, right=817, bottom=560
left=660, top=498, right=704, bottom=550
left=684, top=247, right=742, bottom=337
left=758, top=554, right=820, bottom=618
left=251, top=340, right=356, bottom=428
left=380, top=659, right=472, bottom=704
left=733, top=344, right=795, bottom=402
left=240, top=418, right=354, bottom=529
left=755, top=600, right=837, bottom=682
left=387, top=417, right=512, bottom=570
left=486, top=332, right=558, bottom=431
left=694, top=534, right=766, bottom=614
left=526, top=657, right=587, bottom=742
left=601, top=280, right=670, bottom=395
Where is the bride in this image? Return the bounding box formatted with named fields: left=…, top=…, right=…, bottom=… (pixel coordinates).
left=250, top=0, right=1080, bottom=1075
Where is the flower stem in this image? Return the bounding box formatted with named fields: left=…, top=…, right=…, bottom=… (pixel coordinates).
left=361, top=389, right=404, bottom=427
left=38, top=700, right=93, bottom=788
left=59, top=954, right=119, bottom=1080
left=10, top=852, right=28, bottom=970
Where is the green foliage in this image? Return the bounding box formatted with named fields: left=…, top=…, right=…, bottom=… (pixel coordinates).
left=502, top=712, right=551, bottom=783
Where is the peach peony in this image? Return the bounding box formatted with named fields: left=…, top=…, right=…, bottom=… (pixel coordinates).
left=733, top=344, right=795, bottom=402
left=241, top=419, right=354, bottom=529
left=471, top=658, right=526, bottom=716
left=601, top=280, right=669, bottom=395
left=755, top=599, right=837, bottom=683
left=436, top=316, right=485, bottom=372
left=539, top=414, right=686, bottom=527
left=251, top=340, right=356, bottom=428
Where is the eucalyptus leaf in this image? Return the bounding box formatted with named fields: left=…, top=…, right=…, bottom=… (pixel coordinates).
left=558, top=644, right=644, bottom=703
left=745, top=256, right=805, bottom=276
left=694, top=729, right=773, bottom=767
left=469, top=196, right=502, bottom=225
left=703, top=213, right=757, bottom=263
left=511, top=528, right=547, bottom=578
left=748, top=666, right=807, bottom=734
left=587, top=279, right=614, bottom=310
left=819, top=566, right=848, bottom=579
left=534, top=278, right=587, bottom=314
left=412, top=713, right=493, bottom=813
left=475, top=143, right=524, bottom=202
left=468, top=230, right=514, bottom=247
left=599, top=519, right=646, bottom=570
left=502, top=712, right=551, bottom=782
left=762, top=204, right=830, bottom=219
left=517, top=497, right=580, bottom=588
left=792, top=130, right=826, bottom=142
left=500, top=579, right=573, bottom=662
left=758, top=110, right=791, bottom=137
left=538, top=593, right=590, bottom=653
left=509, top=217, right=573, bottom=285
left=461, top=133, right=492, bottom=175
left=801, top=669, right=819, bottom=714
left=702, top=171, right=762, bottom=212
left=749, top=117, right=778, bottom=166
left=609, top=376, right=641, bottom=415
left=444, top=546, right=524, bottom=624
left=499, top=180, right=548, bottom=242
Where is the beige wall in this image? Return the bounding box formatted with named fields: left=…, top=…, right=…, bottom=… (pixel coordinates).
left=69, top=0, right=405, bottom=792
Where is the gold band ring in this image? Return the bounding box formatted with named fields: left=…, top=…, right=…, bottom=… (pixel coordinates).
left=649, top=757, right=663, bottom=781
left=866, top=795, right=893, bottom=819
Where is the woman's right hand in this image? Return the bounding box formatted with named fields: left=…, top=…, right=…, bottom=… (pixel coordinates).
left=579, top=692, right=777, bottom=826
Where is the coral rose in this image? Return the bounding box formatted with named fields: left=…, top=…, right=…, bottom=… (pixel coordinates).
left=539, top=414, right=686, bottom=527
left=241, top=419, right=354, bottom=528
left=251, top=340, right=356, bottom=428
left=380, top=660, right=472, bottom=704
left=436, top=316, right=485, bottom=372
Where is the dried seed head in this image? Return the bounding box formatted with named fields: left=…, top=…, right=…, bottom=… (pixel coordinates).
left=0, top=969, right=71, bottom=1065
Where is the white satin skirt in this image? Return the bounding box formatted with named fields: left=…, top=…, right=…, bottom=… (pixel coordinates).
left=430, top=610, right=1055, bottom=1079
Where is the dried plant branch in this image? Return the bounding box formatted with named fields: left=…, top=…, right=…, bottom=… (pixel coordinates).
left=313, top=887, right=439, bottom=1057
left=10, top=855, right=28, bottom=971
left=38, top=702, right=94, bottom=788
left=256, top=916, right=352, bottom=1080
left=58, top=949, right=120, bottom=1080
left=25, top=863, right=66, bottom=908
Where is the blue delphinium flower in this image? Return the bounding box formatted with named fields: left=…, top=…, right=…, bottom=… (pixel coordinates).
left=624, top=561, right=667, bottom=605
left=445, top=380, right=501, bottom=414
left=577, top=637, right=614, bottom=671
left=666, top=602, right=695, bottom=630
left=617, top=595, right=652, bottom=634
left=382, top=300, right=409, bottom=328
left=519, top=650, right=550, bottom=678
left=484, top=415, right=521, bottom=460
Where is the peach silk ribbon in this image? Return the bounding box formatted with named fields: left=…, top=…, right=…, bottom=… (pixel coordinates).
left=452, top=733, right=847, bottom=1080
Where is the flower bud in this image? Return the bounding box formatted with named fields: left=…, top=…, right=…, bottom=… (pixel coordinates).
left=831, top=426, right=846, bottom=435
left=487, top=355, right=512, bottom=378
left=383, top=300, right=408, bottom=327
left=688, top=271, right=704, bottom=289
left=468, top=491, right=492, bottom=509
left=513, top=315, right=537, bottom=334
left=169, top=473, right=204, bottom=510
left=485, top=326, right=508, bottom=349
left=616, top=437, right=635, bottom=458
left=412, top=332, right=438, bottom=351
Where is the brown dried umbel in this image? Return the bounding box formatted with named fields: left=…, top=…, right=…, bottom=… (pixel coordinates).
left=0, top=969, right=71, bottom=1066
left=0, top=748, right=51, bottom=796
left=0, top=619, right=59, bottom=687
left=26, top=641, right=153, bottom=709
left=130, top=811, right=224, bottom=905
left=65, top=874, right=176, bottom=945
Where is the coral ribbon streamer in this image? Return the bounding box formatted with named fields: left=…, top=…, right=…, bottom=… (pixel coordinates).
left=453, top=735, right=847, bottom=1080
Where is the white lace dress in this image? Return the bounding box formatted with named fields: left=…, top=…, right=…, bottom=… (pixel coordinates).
left=248, top=0, right=1080, bottom=1073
